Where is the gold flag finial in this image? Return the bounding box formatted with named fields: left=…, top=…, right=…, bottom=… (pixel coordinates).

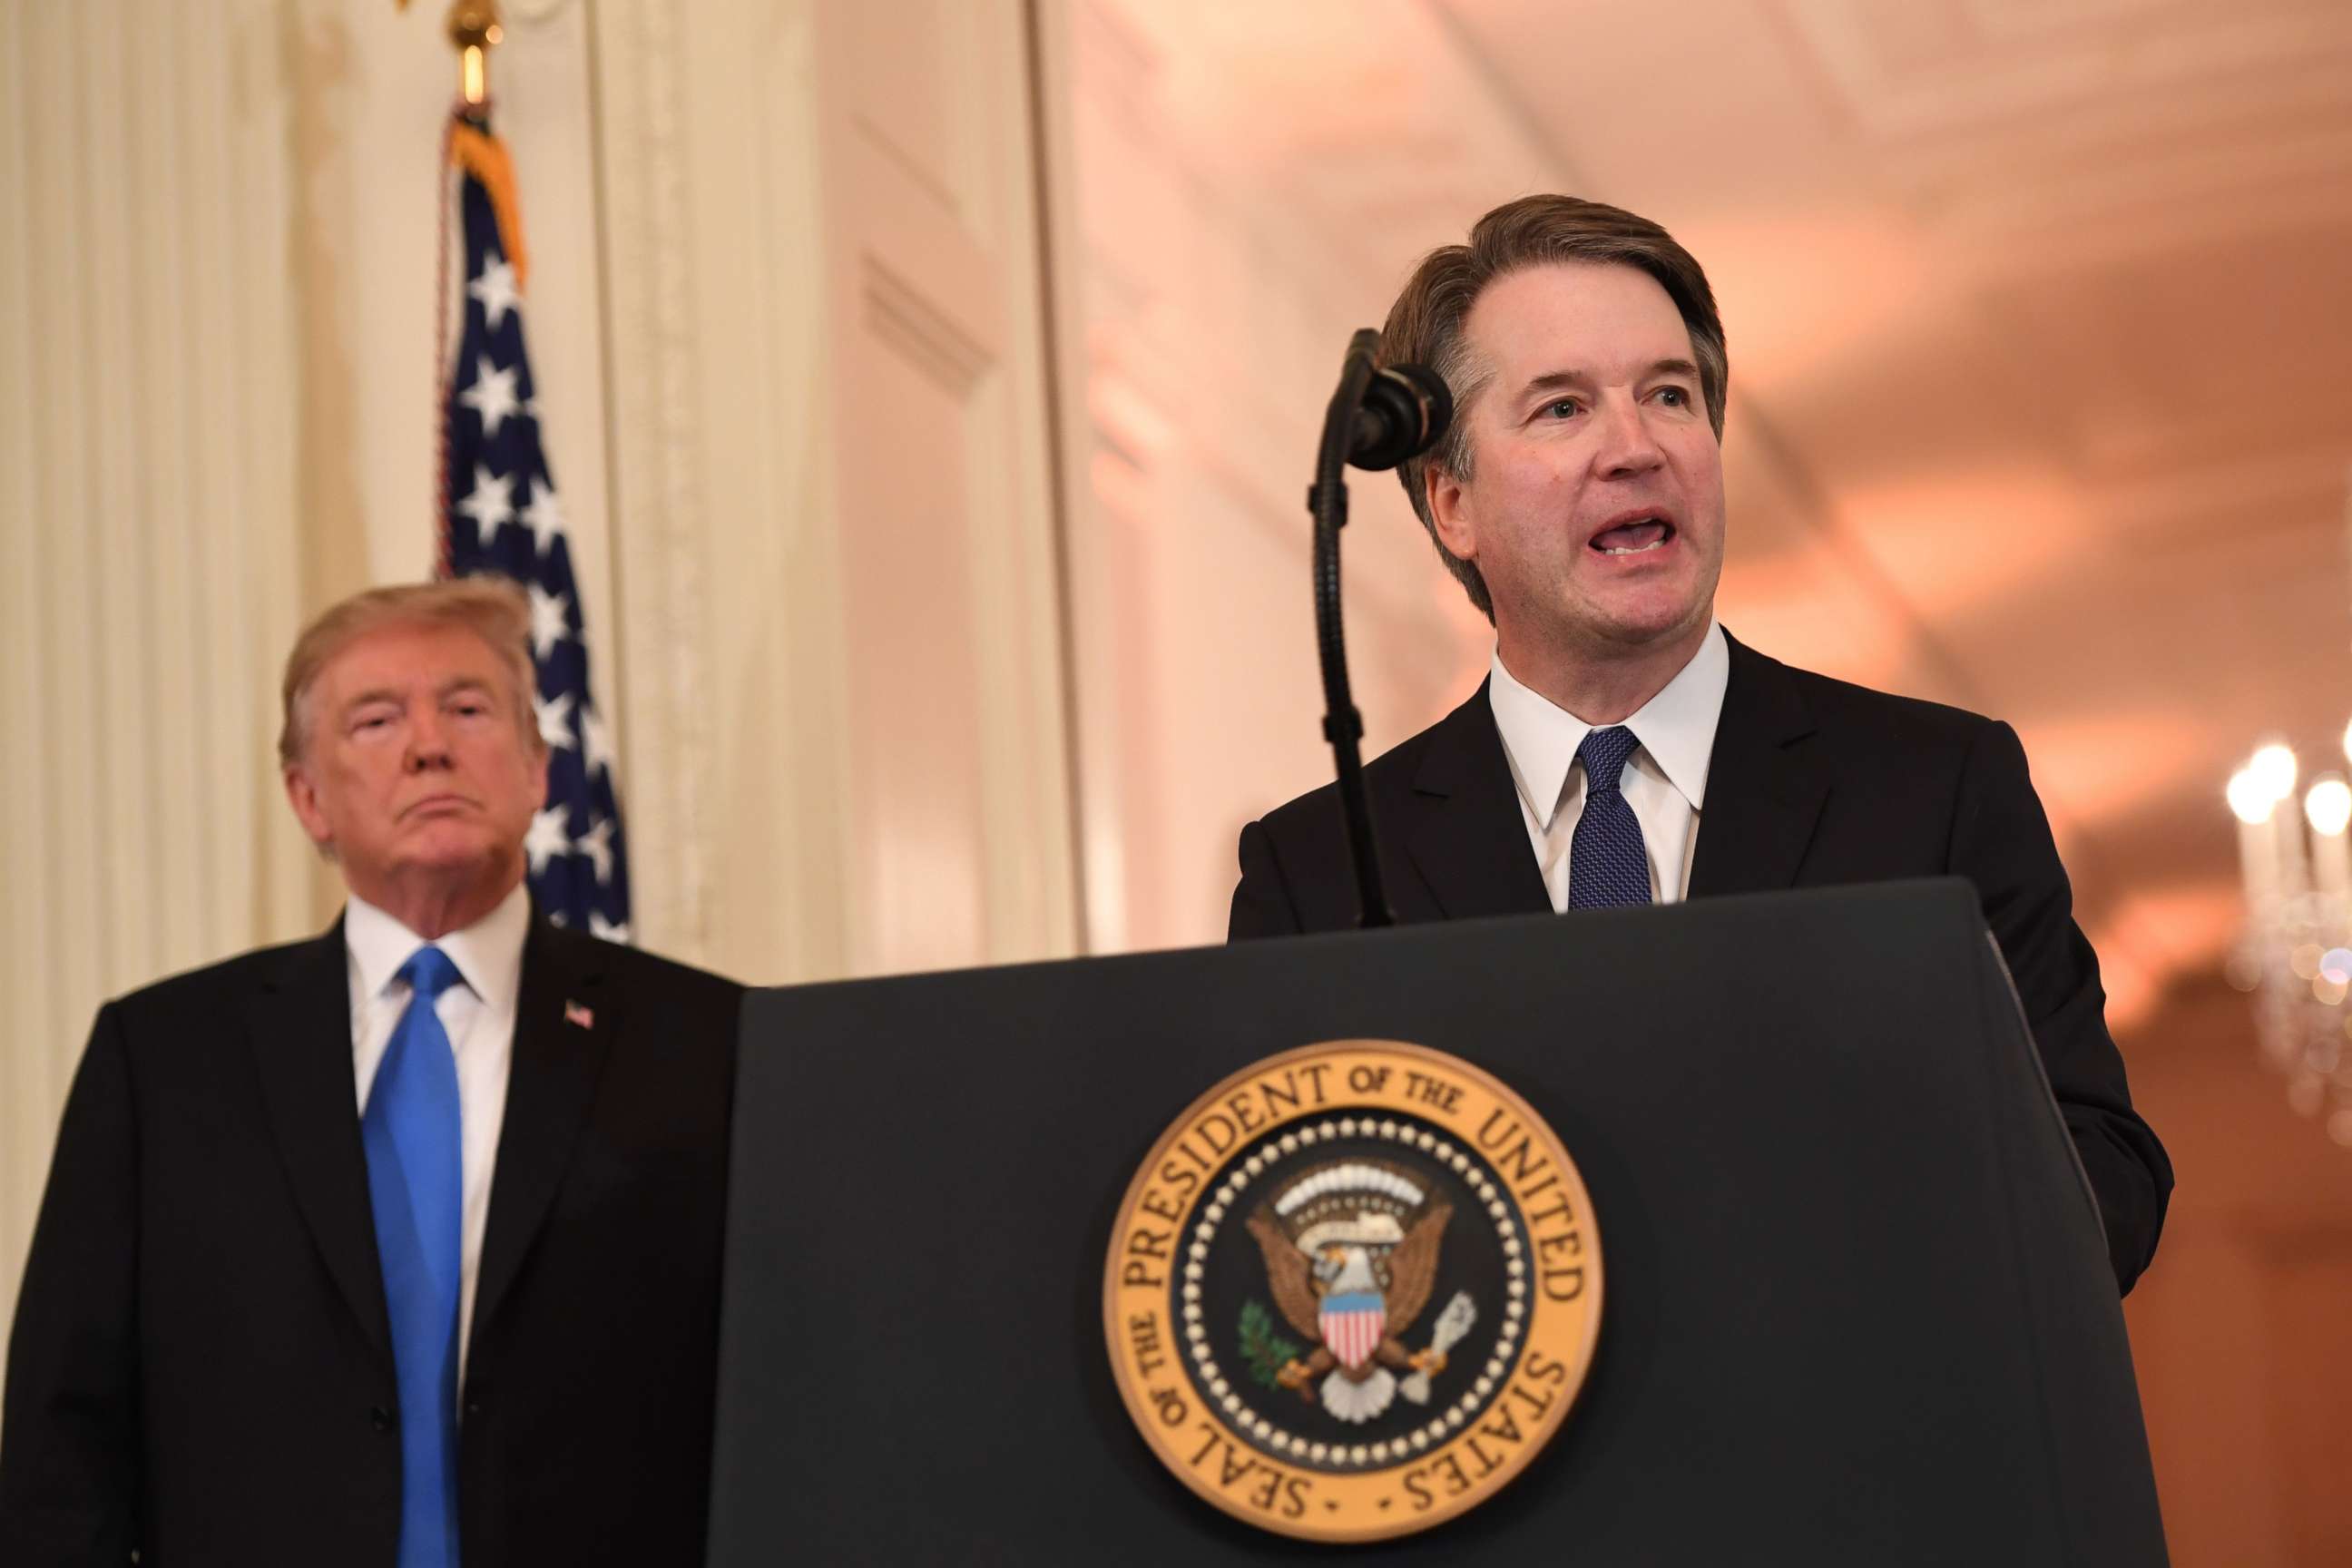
left=447, top=2, right=503, bottom=108
left=392, top=1, right=504, bottom=107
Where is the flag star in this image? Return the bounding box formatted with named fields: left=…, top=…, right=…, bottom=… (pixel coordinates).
left=469, top=256, right=523, bottom=330
left=455, top=465, right=515, bottom=546
left=580, top=703, right=615, bottom=778
left=524, top=806, right=571, bottom=873
left=458, top=356, right=522, bottom=437
left=577, top=817, right=615, bottom=885
left=589, top=912, right=633, bottom=944
left=534, top=690, right=577, bottom=751
left=526, top=583, right=572, bottom=659
left=520, top=477, right=566, bottom=557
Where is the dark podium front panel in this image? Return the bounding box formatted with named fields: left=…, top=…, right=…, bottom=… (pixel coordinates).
left=707, top=879, right=2164, bottom=1563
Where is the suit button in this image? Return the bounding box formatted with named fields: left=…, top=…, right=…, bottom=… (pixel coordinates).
left=465, top=1400, right=482, bottom=1418
left=370, top=1406, right=395, bottom=1433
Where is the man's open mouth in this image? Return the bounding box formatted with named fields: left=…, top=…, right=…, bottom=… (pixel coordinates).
left=1590, top=516, right=1675, bottom=555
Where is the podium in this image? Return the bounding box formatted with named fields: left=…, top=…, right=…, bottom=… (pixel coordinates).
left=705, top=879, right=2165, bottom=1563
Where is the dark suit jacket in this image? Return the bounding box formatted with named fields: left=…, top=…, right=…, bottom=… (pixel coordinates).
left=1230, top=632, right=2171, bottom=1293
left=0, top=914, right=742, bottom=1567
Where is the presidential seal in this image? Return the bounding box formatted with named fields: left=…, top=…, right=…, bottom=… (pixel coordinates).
left=1103, top=1040, right=1602, bottom=1543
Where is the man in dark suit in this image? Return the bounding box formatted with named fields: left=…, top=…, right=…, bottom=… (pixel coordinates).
left=1, top=579, right=740, bottom=1566
left=1230, top=195, right=2171, bottom=1294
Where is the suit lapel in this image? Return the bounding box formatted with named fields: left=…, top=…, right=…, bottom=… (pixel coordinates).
left=249, top=921, right=392, bottom=1363
left=1403, top=683, right=1554, bottom=920
left=472, top=918, right=616, bottom=1344
left=1687, top=633, right=1828, bottom=897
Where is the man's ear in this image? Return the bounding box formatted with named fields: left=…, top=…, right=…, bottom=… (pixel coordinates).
left=1426, top=462, right=1476, bottom=566
left=282, top=762, right=335, bottom=853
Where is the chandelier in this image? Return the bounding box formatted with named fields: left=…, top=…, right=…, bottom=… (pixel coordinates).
left=2227, top=738, right=2352, bottom=1146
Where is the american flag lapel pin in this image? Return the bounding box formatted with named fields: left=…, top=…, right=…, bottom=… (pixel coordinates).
left=564, top=1000, right=594, bottom=1030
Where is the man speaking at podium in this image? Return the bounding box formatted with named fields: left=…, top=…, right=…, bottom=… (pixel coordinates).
left=1, top=581, right=740, bottom=1566
left=1229, top=196, right=2171, bottom=1294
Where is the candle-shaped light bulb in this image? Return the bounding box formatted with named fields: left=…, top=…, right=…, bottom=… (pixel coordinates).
left=2308, top=775, right=2352, bottom=921
left=2230, top=769, right=2276, bottom=825
left=2233, top=768, right=2284, bottom=922
left=2252, top=742, right=2299, bottom=805
left=2307, top=778, right=2352, bottom=838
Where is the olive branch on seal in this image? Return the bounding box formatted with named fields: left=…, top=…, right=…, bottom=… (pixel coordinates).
left=1239, top=1298, right=1303, bottom=1390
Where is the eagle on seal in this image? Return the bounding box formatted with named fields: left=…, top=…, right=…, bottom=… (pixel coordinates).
left=1245, top=1159, right=1453, bottom=1424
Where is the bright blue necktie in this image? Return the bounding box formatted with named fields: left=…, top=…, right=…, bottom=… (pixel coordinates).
left=363, top=946, right=466, bottom=1568
left=1568, top=726, right=1653, bottom=910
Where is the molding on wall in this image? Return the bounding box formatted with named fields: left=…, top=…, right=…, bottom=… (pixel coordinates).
left=588, top=0, right=717, bottom=961
left=862, top=253, right=993, bottom=398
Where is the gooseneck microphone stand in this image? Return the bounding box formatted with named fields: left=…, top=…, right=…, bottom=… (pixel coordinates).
left=1308, top=329, right=1392, bottom=928
left=1307, top=329, right=1454, bottom=930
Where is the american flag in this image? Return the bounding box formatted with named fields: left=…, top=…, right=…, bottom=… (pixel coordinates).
left=438, top=109, right=632, bottom=942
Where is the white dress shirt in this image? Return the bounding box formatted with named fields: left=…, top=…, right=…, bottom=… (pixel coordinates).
left=346, top=881, right=527, bottom=1383
left=1487, top=621, right=1730, bottom=911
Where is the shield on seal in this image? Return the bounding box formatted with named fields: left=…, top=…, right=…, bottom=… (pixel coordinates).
left=1318, top=1290, right=1387, bottom=1371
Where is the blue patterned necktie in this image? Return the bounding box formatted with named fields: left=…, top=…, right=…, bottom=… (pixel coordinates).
left=363, top=946, right=466, bottom=1568
left=1568, top=726, right=1653, bottom=910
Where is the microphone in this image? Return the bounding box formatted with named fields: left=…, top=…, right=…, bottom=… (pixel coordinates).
left=1348, top=362, right=1453, bottom=472
left=1308, top=333, right=1449, bottom=927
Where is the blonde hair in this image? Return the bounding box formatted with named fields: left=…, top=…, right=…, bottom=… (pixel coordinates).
left=278, top=577, right=543, bottom=767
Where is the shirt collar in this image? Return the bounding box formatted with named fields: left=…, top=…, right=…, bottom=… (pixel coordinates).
left=1487, top=619, right=1730, bottom=826
left=343, top=880, right=531, bottom=1013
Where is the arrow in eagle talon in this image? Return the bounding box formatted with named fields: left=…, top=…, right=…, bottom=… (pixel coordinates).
left=1399, top=1291, right=1476, bottom=1405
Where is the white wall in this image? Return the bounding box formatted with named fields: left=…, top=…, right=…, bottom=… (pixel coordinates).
left=1052, top=2, right=1476, bottom=954
left=590, top=0, right=1078, bottom=983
